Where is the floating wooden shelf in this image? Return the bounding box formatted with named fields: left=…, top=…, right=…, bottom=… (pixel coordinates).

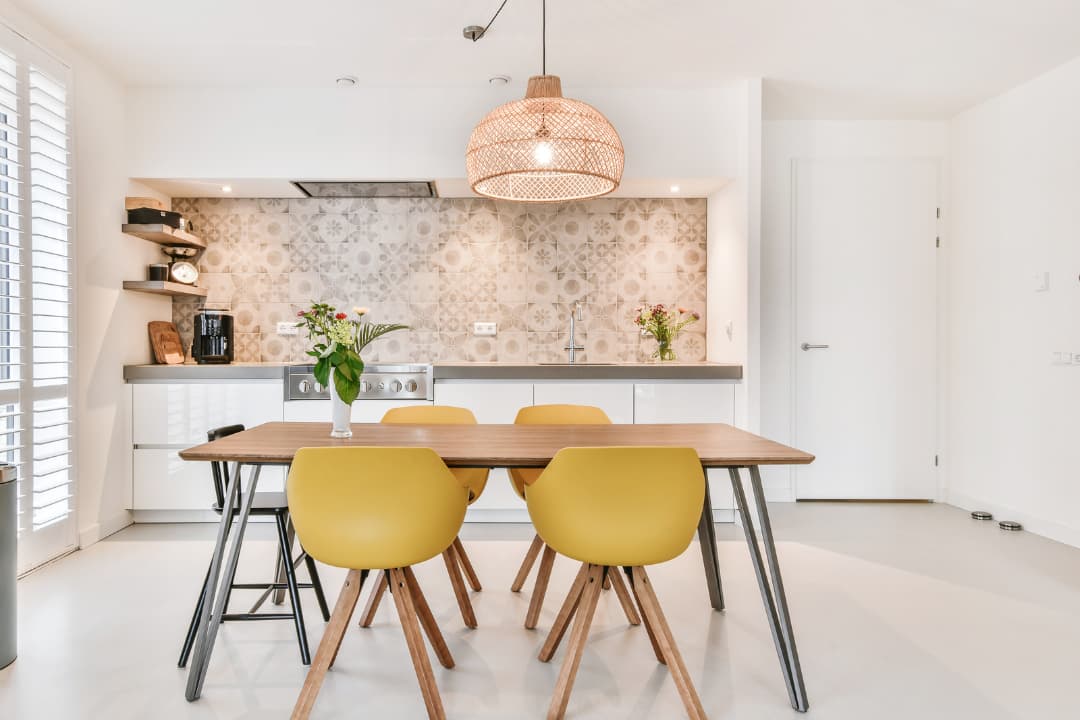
left=122, top=224, right=206, bottom=250
left=123, top=280, right=208, bottom=298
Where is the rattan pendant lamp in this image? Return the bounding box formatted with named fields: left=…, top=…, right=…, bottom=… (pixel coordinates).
left=465, top=0, right=624, bottom=202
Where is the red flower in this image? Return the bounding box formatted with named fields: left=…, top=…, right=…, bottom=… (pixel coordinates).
left=334, top=312, right=347, bottom=320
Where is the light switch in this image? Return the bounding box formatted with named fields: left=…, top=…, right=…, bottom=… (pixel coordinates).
left=1033, top=272, right=1050, bottom=292
left=473, top=321, right=497, bottom=337
left=276, top=321, right=299, bottom=336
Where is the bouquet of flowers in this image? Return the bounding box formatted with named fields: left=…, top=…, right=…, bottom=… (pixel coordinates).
left=295, top=302, right=408, bottom=405
left=633, top=303, right=700, bottom=361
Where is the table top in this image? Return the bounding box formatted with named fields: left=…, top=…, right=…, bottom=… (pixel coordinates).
left=179, top=422, right=814, bottom=468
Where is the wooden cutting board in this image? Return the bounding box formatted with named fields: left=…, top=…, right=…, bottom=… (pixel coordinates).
left=148, top=321, right=185, bottom=364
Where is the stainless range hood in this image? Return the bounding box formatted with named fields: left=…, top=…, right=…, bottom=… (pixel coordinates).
left=291, top=181, right=437, bottom=198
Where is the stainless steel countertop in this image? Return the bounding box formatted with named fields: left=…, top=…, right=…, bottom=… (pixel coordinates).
left=124, top=362, right=743, bottom=382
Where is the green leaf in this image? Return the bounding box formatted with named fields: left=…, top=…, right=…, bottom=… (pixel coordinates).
left=336, top=361, right=355, bottom=381
left=334, top=368, right=360, bottom=405
left=305, top=350, right=320, bottom=358
left=313, top=357, right=330, bottom=387
left=355, top=323, right=410, bottom=352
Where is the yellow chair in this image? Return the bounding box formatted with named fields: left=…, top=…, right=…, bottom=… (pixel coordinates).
left=509, top=404, right=640, bottom=630
left=286, top=447, right=468, bottom=720
left=357, top=405, right=488, bottom=629
left=527, top=447, right=708, bottom=720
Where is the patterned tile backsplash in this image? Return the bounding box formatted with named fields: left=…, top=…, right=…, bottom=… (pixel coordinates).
left=170, top=197, right=707, bottom=363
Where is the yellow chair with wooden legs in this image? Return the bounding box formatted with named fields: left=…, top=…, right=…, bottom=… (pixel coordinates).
left=528, top=447, right=709, bottom=720
left=358, top=405, right=488, bottom=630
left=286, top=447, right=468, bottom=720
left=509, top=404, right=640, bottom=631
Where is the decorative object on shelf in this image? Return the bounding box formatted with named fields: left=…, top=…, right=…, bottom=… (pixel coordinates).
left=634, top=304, right=700, bottom=362
left=162, top=245, right=200, bottom=285
left=147, top=263, right=169, bottom=281
left=127, top=205, right=183, bottom=229
left=296, top=303, right=409, bottom=438
left=465, top=0, right=623, bottom=202
left=148, top=321, right=185, bottom=365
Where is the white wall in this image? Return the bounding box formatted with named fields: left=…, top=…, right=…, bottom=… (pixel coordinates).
left=0, top=2, right=165, bottom=547
left=945, top=58, right=1080, bottom=547
left=125, top=84, right=748, bottom=182
left=707, top=79, right=761, bottom=432
left=760, top=120, right=947, bottom=500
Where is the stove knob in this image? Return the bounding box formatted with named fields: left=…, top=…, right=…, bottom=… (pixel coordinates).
left=314, top=383, right=324, bottom=393
left=377, top=381, right=386, bottom=391
left=404, top=379, right=418, bottom=393
left=390, top=379, right=403, bottom=393
left=360, top=380, right=372, bottom=393
left=298, top=379, right=310, bottom=393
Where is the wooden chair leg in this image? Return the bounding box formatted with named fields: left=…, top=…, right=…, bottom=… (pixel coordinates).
left=539, top=563, right=589, bottom=662
left=606, top=565, right=641, bottom=626
left=403, top=566, right=455, bottom=669
left=525, top=544, right=557, bottom=629
left=389, top=567, right=447, bottom=720
left=453, top=537, right=482, bottom=592
left=511, top=534, right=545, bottom=592
left=359, top=570, right=388, bottom=627
left=547, top=564, right=604, bottom=720
left=443, top=547, right=478, bottom=628
left=625, top=567, right=665, bottom=665
left=632, top=566, right=707, bottom=720
left=292, top=569, right=366, bottom=720
left=602, top=571, right=612, bottom=590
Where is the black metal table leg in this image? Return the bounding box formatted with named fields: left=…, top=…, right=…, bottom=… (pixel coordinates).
left=274, top=511, right=312, bottom=665
left=730, top=466, right=808, bottom=712
left=697, top=466, right=725, bottom=611
left=185, top=463, right=261, bottom=701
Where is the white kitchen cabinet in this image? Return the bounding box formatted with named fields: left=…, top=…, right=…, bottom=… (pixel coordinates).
left=131, top=381, right=285, bottom=513
left=634, top=382, right=737, bottom=513
left=133, top=381, right=284, bottom=445
left=532, top=382, right=634, bottom=424
left=434, top=381, right=534, bottom=520
left=282, top=398, right=431, bottom=423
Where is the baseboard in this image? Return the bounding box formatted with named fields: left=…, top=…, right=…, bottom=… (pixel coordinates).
left=78, top=510, right=133, bottom=548
left=946, top=491, right=1080, bottom=549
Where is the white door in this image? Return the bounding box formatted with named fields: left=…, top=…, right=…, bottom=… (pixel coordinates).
left=794, top=159, right=939, bottom=499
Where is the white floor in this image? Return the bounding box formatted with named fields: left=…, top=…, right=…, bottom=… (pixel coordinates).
left=2, top=503, right=1078, bottom=719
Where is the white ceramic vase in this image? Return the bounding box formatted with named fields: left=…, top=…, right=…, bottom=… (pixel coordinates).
left=328, top=367, right=353, bottom=438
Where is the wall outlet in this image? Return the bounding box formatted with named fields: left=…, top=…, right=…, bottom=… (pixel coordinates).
left=473, top=321, right=497, bottom=337
left=276, top=321, right=299, bottom=336
left=1051, top=351, right=1075, bottom=366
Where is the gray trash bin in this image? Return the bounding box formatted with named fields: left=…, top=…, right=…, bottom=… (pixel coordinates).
left=0, top=463, right=15, bottom=669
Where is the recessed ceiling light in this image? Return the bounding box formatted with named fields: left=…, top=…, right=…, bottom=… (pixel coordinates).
left=670, top=185, right=680, bottom=193
left=336, top=75, right=358, bottom=88
left=221, top=185, right=232, bottom=193
left=489, top=75, right=511, bottom=86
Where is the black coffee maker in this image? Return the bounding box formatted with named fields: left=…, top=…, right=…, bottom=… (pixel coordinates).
left=192, top=310, right=234, bottom=364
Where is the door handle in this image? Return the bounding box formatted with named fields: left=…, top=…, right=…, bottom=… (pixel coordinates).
left=800, top=343, right=829, bottom=351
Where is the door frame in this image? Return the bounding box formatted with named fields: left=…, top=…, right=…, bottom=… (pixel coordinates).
left=789, top=157, right=945, bottom=501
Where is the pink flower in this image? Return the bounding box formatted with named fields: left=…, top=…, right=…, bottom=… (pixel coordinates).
left=691, top=312, right=701, bottom=321
left=297, top=310, right=307, bottom=317
left=678, top=306, right=687, bottom=314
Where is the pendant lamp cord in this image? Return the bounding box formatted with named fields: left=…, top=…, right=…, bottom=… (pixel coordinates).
left=470, top=0, right=510, bottom=42
left=542, top=0, right=546, bottom=74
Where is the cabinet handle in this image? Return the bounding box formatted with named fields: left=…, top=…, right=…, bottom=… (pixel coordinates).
left=800, top=343, right=830, bottom=351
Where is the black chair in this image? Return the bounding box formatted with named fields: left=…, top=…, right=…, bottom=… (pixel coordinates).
left=178, top=424, right=330, bottom=667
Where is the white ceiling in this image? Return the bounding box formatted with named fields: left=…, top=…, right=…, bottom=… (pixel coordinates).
left=14, top=0, right=1080, bottom=119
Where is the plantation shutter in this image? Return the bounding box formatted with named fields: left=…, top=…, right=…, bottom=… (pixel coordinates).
left=0, top=23, right=76, bottom=574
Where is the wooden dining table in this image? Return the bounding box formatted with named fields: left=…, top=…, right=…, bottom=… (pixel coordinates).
left=179, top=421, right=814, bottom=712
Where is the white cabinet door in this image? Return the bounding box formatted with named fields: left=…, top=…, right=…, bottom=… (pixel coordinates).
left=132, top=381, right=284, bottom=445
left=433, top=381, right=534, bottom=518
left=282, top=399, right=432, bottom=423
left=133, top=449, right=285, bottom=510
left=634, top=382, right=736, bottom=511
left=633, top=382, right=735, bottom=424
left=532, top=382, right=634, bottom=424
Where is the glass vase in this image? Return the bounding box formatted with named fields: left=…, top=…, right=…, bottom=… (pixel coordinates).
left=328, top=367, right=353, bottom=438
left=655, top=339, right=677, bottom=362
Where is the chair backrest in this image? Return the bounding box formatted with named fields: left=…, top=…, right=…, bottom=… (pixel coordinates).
left=207, top=424, right=245, bottom=510
left=380, top=405, right=490, bottom=504
left=508, top=405, right=612, bottom=499
left=287, top=446, right=468, bottom=570
left=526, top=446, right=705, bottom=567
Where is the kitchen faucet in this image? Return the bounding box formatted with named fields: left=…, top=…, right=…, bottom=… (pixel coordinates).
left=565, top=303, right=584, bottom=363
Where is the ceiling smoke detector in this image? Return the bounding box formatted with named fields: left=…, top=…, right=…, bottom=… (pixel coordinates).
left=335, top=75, right=358, bottom=88
left=489, top=75, right=511, bottom=86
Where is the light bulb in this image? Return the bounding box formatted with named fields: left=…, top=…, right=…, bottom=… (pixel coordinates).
left=221, top=185, right=232, bottom=193
left=533, top=141, right=554, bottom=166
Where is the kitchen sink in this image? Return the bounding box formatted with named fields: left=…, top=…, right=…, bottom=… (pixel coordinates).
left=537, top=362, right=616, bottom=366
